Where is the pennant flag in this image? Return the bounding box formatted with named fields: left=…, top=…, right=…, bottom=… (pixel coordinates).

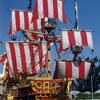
left=32, top=0, right=67, bottom=24
left=59, top=30, right=94, bottom=52
left=5, top=42, right=48, bottom=77
left=9, top=10, right=43, bottom=34
left=54, top=60, right=92, bottom=79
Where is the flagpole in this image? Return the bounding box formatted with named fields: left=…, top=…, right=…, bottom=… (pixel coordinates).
left=75, top=0, right=78, bottom=29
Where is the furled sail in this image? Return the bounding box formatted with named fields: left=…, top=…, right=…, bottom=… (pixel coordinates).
left=32, top=0, right=67, bottom=24
left=54, top=60, right=92, bottom=79
left=9, top=10, right=44, bottom=34
left=5, top=42, right=48, bottom=77
left=59, top=30, right=94, bottom=52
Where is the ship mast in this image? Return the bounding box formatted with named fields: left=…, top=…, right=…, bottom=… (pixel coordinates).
left=71, top=0, right=83, bottom=60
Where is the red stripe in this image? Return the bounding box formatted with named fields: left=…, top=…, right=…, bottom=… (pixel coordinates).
left=15, top=11, right=20, bottom=32
left=79, top=61, right=85, bottom=78
left=19, top=43, right=27, bottom=73
left=53, top=0, right=58, bottom=19
left=43, top=0, right=48, bottom=17
left=9, top=43, right=18, bottom=75
left=0, top=53, right=7, bottom=63
left=33, top=20, right=38, bottom=30
left=38, top=43, right=43, bottom=69
left=9, top=20, right=12, bottom=34
left=59, top=39, right=63, bottom=52
left=28, top=43, right=36, bottom=74
left=32, top=0, right=39, bottom=22
left=68, top=31, right=76, bottom=45
left=62, top=2, right=67, bottom=24
left=65, top=61, right=72, bottom=78
left=24, top=12, right=29, bottom=30
left=81, top=31, right=88, bottom=46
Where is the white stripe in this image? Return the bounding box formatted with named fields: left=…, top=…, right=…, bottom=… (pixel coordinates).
left=24, top=43, right=32, bottom=74
left=72, top=62, right=79, bottom=78
left=19, top=12, right=25, bottom=30
left=12, top=11, right=17, bottom=33
left=33, top=45, right=40, bottom=73
left=14, top=43, right=22, bottom=73
left=58, top=61, right=66, bottom=78
left=37, top=19, right=41, bottom=30
left=5, top=43, right=14, bottom=77
left=86, top=32, right=94, bottom=49
left=28, top=12, right=33, bottom=30
left=62, top=31, right=70, bottom=49
left=85, top=62, right=91, bottom=79
left=74, top=31, right=82, bottom=46
left=57, top=0, right=63, bottom=22
left=38, top=0, right=44, bottom=18
left=48, top=0, right=54, bottom=18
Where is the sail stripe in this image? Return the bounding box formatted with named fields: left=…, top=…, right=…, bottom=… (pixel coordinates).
left=65, top=61, right=72, bottom=78
left=15, top=11, right=20, bottom=32
left=54, top=61, right=91, bottom=79
left=81, top=31, right=88, bottom=46
left=12, top=11, right=17, bottom=33
left=28, top=43, right=36, bottom=73
left=9, top=10, right=42, bottom=34
left=9, top=43, right=18, bottom=75
left=48, top=0, right=53, bottom=18
left=72, top=62, right=79, bottom=78
left=32, top=0, right=67, bottom=24
left=59, top=30, right=94, bottom=52
left=57, top=0, right=63, bottom=22
left=43, top=0, right=48, bottom=17
left=74, top=31, right=82, bottom=46
left=53, top=0, right=58, bottom=19
left=79, top=62, right=85, bottom=78
left=19, top=43, right=27, bottom=73
left=0, top=53, right=7, bottom=63
left=87, top=32, right=94, bottom=49
left=24, top=12, right=29, bottom=30
left=19, top=12, right=25, bottom=30
left=68, top=31, right=76, bottom=46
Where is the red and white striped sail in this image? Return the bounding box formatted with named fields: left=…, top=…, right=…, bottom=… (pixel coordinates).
left=32, top=0, right=67, bottom=24
left=0, top=53, right=7, bottom=63
left=5, top=42, right=48, bottom=77
left=25, top=32, right=44, bottom=44
left=9, top=10, right=42, bottom=34
left=54, top=60, right=92, bottom=79
left=59, top=30, right=94, bottom=52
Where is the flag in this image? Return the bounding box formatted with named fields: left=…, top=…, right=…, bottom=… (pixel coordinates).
left=54, top=60, right=92, bottom=79
left=59, top=30, right=94, bottom=52
left=32, top=0, right=67, bottom=24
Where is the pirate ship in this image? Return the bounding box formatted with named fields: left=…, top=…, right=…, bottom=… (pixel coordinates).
left=0, top=0, right=94, bottom=100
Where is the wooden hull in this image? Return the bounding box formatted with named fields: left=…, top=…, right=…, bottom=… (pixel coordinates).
left=1, top=77, right=74, bottom=100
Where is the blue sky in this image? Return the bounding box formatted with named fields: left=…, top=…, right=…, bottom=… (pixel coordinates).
left=0, top=0, right=100, bottom=73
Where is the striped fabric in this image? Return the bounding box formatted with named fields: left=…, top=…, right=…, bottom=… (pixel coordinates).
left=9, top=10, right=42, bottom=34
left=5, top=42, right=48, bottom=77
left=59, top=30, right=94, bottom=52
left=54, top=60, right=92, bottom=79
left=0, top=53, right=7, bottom=63
left=32, top=0, right=67, bottom=24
